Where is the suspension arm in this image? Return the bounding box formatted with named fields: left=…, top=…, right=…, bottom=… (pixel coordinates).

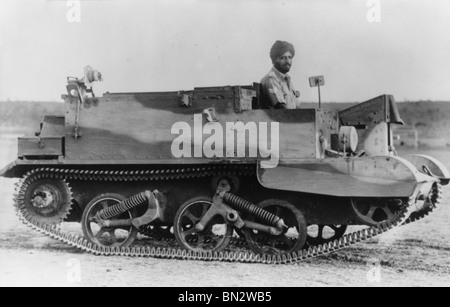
left=195, top=189, right=287, bottom=233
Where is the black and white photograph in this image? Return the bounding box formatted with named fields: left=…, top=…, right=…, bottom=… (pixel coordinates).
left=0, top=0, right=449, bottom=290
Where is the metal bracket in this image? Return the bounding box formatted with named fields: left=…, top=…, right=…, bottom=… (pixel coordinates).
left=195, top=193, right=244, bottom=231
left=195, top=181, right=285, bottom=235
left=66, top=83, right=85, bottom=139
left=131, top=190, right=164, bottom=227
left=94, top=190, right=166, bottom=228
left=203, top=107, right=219, bottom=122
left=178, top=92, right=192, bottom=107
left=38, top=138, right=46, bottom=149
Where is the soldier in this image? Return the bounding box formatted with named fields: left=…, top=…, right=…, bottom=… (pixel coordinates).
left=260, top=40, right=301, bottom=109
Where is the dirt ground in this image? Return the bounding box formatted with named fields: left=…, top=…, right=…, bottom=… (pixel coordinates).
left=0, top=134, right=449, bottom=287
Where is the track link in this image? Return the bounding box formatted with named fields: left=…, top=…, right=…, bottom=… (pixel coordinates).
left=12, top=167, right=443, bottom=264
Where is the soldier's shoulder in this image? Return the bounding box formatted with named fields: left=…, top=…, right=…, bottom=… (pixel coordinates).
left=260, top=71, right=279, bottom=85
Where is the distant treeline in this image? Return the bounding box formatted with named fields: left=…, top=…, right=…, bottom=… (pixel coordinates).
left=0, top=101, right=64, bottom=134
left=1, top=100, right=449, bottom=141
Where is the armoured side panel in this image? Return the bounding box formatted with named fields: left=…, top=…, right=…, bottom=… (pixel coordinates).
left=339, top=94, right=404, bottom=156
left=315, top=109, right=339, bottom=158
left=64, top=90, right=318, bottom=163
left=257, top=156, right=431, bottom=197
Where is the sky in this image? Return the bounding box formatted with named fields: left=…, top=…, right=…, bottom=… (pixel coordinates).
left=0, top=0, right=449, bottom=103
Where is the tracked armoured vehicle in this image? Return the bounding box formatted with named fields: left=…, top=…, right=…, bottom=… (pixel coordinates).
left=1, top=67, right=448, bottom=264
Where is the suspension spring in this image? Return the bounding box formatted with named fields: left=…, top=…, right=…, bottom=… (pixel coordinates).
left=99, top=192, right=147, bottom=220
left=222, top=193, right=280, bottom=227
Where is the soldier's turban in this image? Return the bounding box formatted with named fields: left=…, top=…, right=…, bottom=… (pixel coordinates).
left=270, top=40, right=295, bottom=62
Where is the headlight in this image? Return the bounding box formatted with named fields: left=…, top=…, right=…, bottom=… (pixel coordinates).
left=339, top=126, right=358, bottom=153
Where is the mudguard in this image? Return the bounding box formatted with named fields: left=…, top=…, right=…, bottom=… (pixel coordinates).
left=0, top=159, right=62, bottom=179
left=257, top=156, right=436, bottom=198
left=0, top=160, right=22, bottom=178
left=404, top=154, right=450, bottom=185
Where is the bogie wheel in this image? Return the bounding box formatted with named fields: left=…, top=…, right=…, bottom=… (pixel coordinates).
left=307, top=224, right=347, bottom=246
left=22, top=178, right=72, bottom=225
left=81, top=193, right=138, bottom=248
left=244, top=199, right=307, bottom=255
left=174, top=196, right=233, bottom=253
left=351, top=197, right=405, bottom=226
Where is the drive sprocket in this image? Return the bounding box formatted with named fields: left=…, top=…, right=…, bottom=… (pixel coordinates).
left=16, top=173, right=73, bottom=225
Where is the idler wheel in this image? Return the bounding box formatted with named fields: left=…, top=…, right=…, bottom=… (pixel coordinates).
left=174, top=196, right=232, bottom=253
left=81, top=193, right=138, bottom=248
left=244, top=199, right=307, bottom=255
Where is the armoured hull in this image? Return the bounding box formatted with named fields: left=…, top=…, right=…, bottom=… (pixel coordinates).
left=1, top=69, right=448, bottom=263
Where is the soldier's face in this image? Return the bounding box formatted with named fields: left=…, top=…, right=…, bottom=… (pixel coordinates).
left=273, top=51, right=293, bottom=74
